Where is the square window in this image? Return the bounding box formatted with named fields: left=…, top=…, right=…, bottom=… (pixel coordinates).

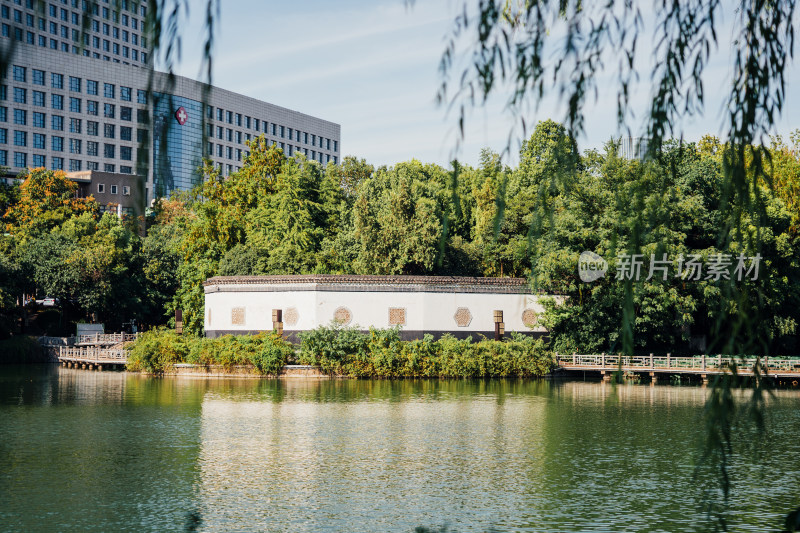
left=87, top=140, right=98, bottom=156
left=33, top=154, right=45, bottom=167
left=87, top=80, right=98, bottom=95
left=120, top=86, right=131, bottom=101
left=13, top=130, right=26, bottom=147
left=69, top=76, right=81, bottom=92
left=122, top=185, right=130, bottom=195
left=33, top=133, right=45, bottom=149
left=120, top=126, right=131, bottom=141
left=13, top=87, right=25, bottom=104
left=51, top=94, right=63, bottom=110
left=103, top=83, right=114, bottom=98
left=51, top=73, right=63, bottom=89
left=52, top=136, right=63, bottom=151
left=69, top=97, right=80, bottom=113
left=104, top=163, right=114, bottom=172
left=13, top=151, right=26, bottom=167
left=104, top=143, right=114, bottom=158
left=33, top=69, right=44, bottom=86
left=87, top=121, right=98, bottom=136
left=136, top=89, right=147, bottom=104
left=104, top=123, right=115, bottom=138
left=104, top=103, right=115, bottom=118
left=13, top=109, right=26, bottom=125
left=120, top=106, right=131, bottom=121
left=12, top=65, right=25, bottom=82
left=97, top=183, right=105, bottom=194
left=33, top=112, right=45, bottom=128
left=120, top=146, right=131, bottom=160
left=110, top=184, right=118, bottom=194
left=51, top=115, right=63, bottom=130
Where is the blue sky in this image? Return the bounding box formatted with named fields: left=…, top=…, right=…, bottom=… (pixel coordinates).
left=174, top=0, right=800, bottom=167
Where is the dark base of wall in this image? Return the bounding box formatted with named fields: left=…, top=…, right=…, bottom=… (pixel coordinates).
left=205, top=329, right=545, bottom=342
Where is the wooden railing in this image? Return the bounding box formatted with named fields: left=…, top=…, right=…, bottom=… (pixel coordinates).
left=75, top=333, right=137, bottom=345
left=556, top=353, right=800, bottom=375
left=59, top=346, right=127, bottom=363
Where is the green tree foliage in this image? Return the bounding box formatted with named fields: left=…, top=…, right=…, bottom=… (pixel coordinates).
left=4, top=168, right=96, bottom=242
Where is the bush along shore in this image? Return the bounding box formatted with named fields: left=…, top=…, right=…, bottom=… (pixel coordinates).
left=126, top=326, right=555, bottom=378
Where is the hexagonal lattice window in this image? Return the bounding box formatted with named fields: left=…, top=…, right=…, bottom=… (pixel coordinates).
left=284, top=307, right=299, bottom=327
left=453, top=307, right=472, bottom=327
left=388, top=307, right=406, bottom=326
left=522, top=309, right=538, bottom=327
left=333, top=306, right=352, bottom=326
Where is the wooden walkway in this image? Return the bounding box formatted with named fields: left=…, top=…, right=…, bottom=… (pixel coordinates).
left=556, top=353, right=800, bottom=381
left=58, top=332, right=136, bottom=369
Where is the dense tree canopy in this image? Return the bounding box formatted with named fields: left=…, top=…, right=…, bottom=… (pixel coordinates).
left=1, top=126, right=798, bottom=352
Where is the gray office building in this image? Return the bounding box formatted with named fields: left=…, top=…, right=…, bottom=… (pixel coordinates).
left=0, top=0, right=341, bottom=203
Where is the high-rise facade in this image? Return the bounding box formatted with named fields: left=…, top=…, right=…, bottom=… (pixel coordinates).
left=0, top=0, right=341, bottom=203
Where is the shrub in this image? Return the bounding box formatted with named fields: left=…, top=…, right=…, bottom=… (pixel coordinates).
left=127, top=329, right=293, bottom=375
left=126, top=328, right=191, bottom=373
left=298, top=325, right=555, bottom=378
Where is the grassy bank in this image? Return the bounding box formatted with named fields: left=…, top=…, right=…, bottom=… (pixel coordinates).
left=0, top=336, right=46, bottom=364
left=126, top=326, right=555, bottom=378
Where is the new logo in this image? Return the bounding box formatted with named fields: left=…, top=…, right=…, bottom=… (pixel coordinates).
left=175, top=106, right=188, bottom=125
left=578, top=251, right=608, bottom=282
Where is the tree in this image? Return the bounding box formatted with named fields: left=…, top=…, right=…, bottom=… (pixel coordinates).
left=4, top=168, right=96, bottom=242
left=352, top=160, right=447, bottom=274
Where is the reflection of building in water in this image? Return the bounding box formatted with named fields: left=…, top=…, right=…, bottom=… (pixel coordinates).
left=196, top=385, right=548, bottom=530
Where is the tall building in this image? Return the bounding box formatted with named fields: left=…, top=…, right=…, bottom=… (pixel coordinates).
left=618, top=136, right=648, bottom=160
left=0, top=0, right=341, bottom=203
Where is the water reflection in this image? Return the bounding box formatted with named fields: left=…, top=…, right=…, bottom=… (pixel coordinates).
left=0, top=367, right=798, bottom=532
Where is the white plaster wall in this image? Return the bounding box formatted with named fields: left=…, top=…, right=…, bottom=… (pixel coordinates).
left=205, top=284, right=547, bottom=334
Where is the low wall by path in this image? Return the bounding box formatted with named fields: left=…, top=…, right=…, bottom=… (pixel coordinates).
left=161, top=363, right=331, bottom=379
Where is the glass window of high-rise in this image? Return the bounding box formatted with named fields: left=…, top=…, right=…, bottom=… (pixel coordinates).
left=152, top=93, right=203, bottom=197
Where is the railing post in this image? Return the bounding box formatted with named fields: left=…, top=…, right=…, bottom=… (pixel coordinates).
left=702, top=354, right=706, bottom=371
left=650, top=353, right=653, bottom=369
left=573, top=352, right=576, bottom=365
left=601, top=352, right=606, bottom=368
left=666, top=352, right=671, bottom=368
left=718, top=354, right=722, bottom=369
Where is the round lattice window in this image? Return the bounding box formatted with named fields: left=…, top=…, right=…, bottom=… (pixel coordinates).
left=284, top=307, right=299, bottom=327
left=333, top=306, right=352, bottom=326
left=522, top=309, right=539, bottom=327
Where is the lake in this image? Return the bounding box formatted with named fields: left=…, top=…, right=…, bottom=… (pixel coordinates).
left=1, top=365, right=798, bottom=532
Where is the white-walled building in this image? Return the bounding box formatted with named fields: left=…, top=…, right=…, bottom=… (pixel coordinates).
left=204, top=275, right=548, bottom=340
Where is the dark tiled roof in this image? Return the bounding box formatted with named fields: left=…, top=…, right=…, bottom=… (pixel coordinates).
left=204, top=274, right=529, bottom=288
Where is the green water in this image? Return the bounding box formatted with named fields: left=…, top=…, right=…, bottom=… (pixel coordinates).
left=1, top=366, right=798, bottom=532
